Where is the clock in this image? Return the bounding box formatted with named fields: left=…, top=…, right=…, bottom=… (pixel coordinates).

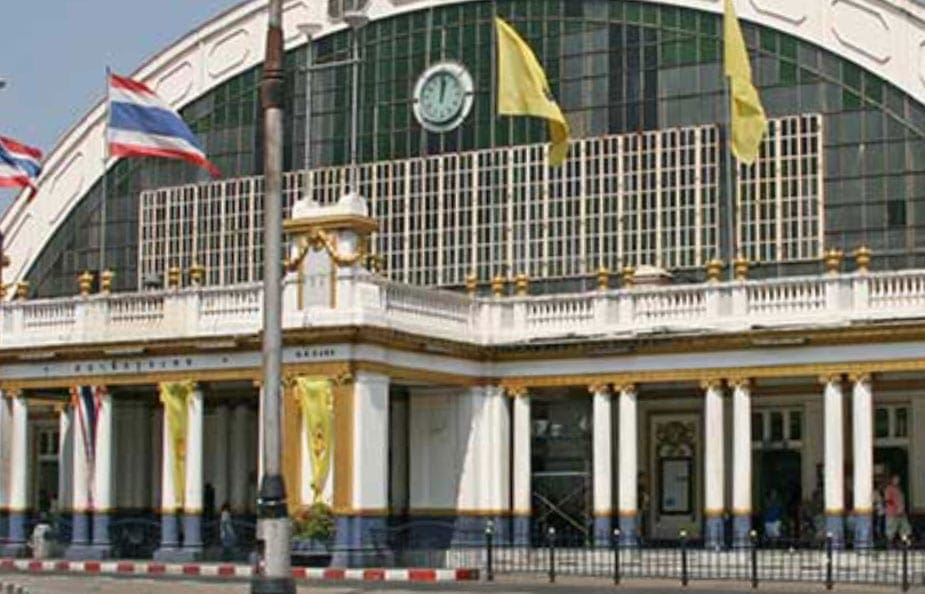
left=412, top=62, right=474, bottom=133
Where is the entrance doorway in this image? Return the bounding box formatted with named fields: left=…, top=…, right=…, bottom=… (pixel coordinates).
left=33, top=423, right=59, bottom=514
left=649, top=414, right=699, bottom=540
left=530, top=394, right=592, bottom=544
left=754, top=450, right=802, bottom=538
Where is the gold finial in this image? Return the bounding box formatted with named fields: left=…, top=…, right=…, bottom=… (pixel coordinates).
left=705, top=258, right=724, bottom=283
left=78, top=271, right=93, bottom=296
left=465, top=273, right=478, bottom=296
left=733, top=255, right=749, bottom=281
left=854, top=245, right=872, bottom=273
left=100, top=269, right=114, bottom=294
left=189, top=263, right=205, bottom=286
left=491, top=275, right=505, bottom=298
left=597, top=267, right=610, bottom=291
left=15, top=281, right=29, bottom=301
left=167, top=266, right=181, bottom=289
left=0, top=283, right=6, bottom=300
left=621, top=265, right=636, bottom=288
left=824, top=248, right=844, bottom=275
left=515, top=273, right=529, bottom=296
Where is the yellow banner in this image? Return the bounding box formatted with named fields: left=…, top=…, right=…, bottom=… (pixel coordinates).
left=159, top=381, right=194, bottom=508
left=295, top=377, right=334, bottom=503
left=723, top=0, right=767, bottom=164
left=496, top=16, right=570, bottom=166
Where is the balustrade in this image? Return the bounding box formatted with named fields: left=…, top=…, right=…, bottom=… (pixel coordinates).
left=2, top=269, right=925, bottom=349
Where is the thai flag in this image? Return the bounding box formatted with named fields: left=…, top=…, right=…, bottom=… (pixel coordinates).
left=0, top=135, right=42, bottom=198
left=71, top=385, right=105, bottom=503
left=106, top=73, right=220, bottom=177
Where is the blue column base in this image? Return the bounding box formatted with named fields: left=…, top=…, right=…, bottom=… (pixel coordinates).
left=331, top=516, right=391, bottom=568
left=705, top=516, right=725, bottom=550
left=92, top=512, right=111, bottom=547
left=618, top=514, right=638, bottom=548
left=512, top=515, right=530, bottom=547
left=449, top=516, right=498, bottom=547
left=825, top=513, right=845, bottom=549
left=593, top=515, right=612, bottom=548
left=732, top=514, right=752, bottom=548
left=853, top=513, right=872, bottom=550
left=182, top=513, right=203, bottom=555
left=70, top=511, right=90, bottom=546
left=1, top=512, right=28, bottom=557
left=153, top=511, right=181, bottom=559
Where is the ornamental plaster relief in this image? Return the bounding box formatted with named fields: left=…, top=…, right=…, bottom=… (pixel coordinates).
left=830, top=0, right=892, bottom=64
left=748, top=0, right=808, bottom=25
left=207, top=29, right=252, bottom=79
left=155, top=61, right=195, bottom=106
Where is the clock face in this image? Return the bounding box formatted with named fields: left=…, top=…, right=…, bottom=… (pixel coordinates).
left=413, top=62, right=474, bottom=133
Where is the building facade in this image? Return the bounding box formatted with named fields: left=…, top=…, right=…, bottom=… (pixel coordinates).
left=2, top=0, right=925, bottom=558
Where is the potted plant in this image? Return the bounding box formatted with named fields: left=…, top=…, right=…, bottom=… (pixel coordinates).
left=291, top=502, right=335, bottom=560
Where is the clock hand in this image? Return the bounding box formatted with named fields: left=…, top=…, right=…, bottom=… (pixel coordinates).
left=440, top=76, right=446, bottom=102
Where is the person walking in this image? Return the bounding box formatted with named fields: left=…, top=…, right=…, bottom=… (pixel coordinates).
left=884, top=475, right=911, bottom=547
left=220, top=502, right=237, bottom=561
left=873, top=479, right=886, bottom=544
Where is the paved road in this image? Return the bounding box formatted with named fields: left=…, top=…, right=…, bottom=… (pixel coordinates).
left=2, top=575, right=923, bottom=594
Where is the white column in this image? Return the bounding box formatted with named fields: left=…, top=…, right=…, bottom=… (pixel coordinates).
left=823, top=376, right=844, bottom=515
left=617, top=385, right=638, bottom=520
left=93, top=389, right=113, bottom=513
left=822, top=374, right=845, bottom=543
left=483, top=387, right=510, bottom=516
left=352, top=372, right=389, bottom=513
left=703, top=379, right=725, bottom=547
left=57, top=406, right=72, bottom=514
left=591, top=384, right=612, bottom=543
left=72, top=401, right=89, bottom=513
left=160, top=402, right=178, bottom=513
left=213, top=405, right=230, bottom=511
left=731, top=379, right=752, bottom=544
left=852, top=374, right=873, bottom=544
left=511, top=388, right=531, bottom=544
left=230, top=403, right=250, bottom=512
left=9, top=395, right=28, bottom=514
left=257, top=385, right=265, bottom=484
left=185, top=385, right=204, bottom=515
left=0, top=396, right=11, bottom=512
left=731, top=380, right=752, bottom=514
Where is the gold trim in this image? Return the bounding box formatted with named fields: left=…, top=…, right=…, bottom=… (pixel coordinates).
left=728, top=377, right=751, bottom=390
left=824, top=508, right=844, bottom=515
left=512, top=509, right=531, bottom=517
left=848, top=372, right=872, bottom=384
left=592, top=510, right=614, bottom=518
left=408, top=509, right=510, bottom=517
left=704, top=508, right=725, bottom=518
left=617, top=510, right=638, bottom=518
left=284, top=214, right=378, bottom=236
left=731, top=508, right=751, bottom=516
left=506, top=385, right=528, bottom=398
left=819, top=373, right=844, bottom=385
left=588, top=383, right=610, bottom=395
left=332, top=380, right=354, bottom=513
left=853, top=507, right=873, bottom=514
left=699, top=378, right=724, bottom=391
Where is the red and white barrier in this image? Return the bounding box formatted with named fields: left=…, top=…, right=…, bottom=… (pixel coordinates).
left=0, top=559, right=478, bottom=582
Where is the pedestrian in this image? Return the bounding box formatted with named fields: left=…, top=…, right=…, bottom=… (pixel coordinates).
left=873, top=478, right=886, bottom=543
left=764, top=490, right=783, bottom=540
left=884, top=474, right=911, bottom=547
left=220, top=502, right=237, bottom=561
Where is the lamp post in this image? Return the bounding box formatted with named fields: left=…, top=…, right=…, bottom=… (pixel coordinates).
left=254, top=0, right=294, bottom=592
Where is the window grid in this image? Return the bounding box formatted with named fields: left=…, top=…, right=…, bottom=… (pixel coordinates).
left=737, top=114, right=824, bottom=264
left=142, top=115, right=819, bottom=288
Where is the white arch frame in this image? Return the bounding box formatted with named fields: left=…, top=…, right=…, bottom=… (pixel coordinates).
left=4, top=0, right=925, bottom=287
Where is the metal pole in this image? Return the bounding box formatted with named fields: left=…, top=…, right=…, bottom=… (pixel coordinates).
left=100, top=67, right=111, bottom=277
left=302, top=35, right=314, bottom=173
left=723, top=76, right=737, bottom=279
left=349, top=25, right=360, bottom=194
left=253, top=0, right=293, bottom=592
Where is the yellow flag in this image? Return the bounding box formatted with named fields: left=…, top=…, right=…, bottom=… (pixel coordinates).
left=724, top=0, right=767, bottom=164
left=295, top=377, right=334, bottom=503
left=496, top=17, right=570, bottom=166
left=159, top=381, right=193, bottom=508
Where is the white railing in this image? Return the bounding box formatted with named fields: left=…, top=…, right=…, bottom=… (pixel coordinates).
left=4, top=269, right=925, bottom=349
left=746, top=277, right=827, bottom=317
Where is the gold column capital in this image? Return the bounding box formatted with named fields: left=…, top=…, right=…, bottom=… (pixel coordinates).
left=818, top=373, right=844, bottom=386
left=614, top=383, right=637, bottom=395
left=728, top=377, right=751, bottom=390
left=700, top=378, right=724, bottom=391
left=587, top=383, right=610, bottom=396
left=506, top=385, right=528, bottom=399
left=848, top=372, right=872, bottom=385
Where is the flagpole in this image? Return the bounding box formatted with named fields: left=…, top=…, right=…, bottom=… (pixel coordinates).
left=100, top=67, right=111, bottom=278
left=723, top=75, right=737, bottom=280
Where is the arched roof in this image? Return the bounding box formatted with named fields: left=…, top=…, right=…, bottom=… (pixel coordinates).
left=5, top=0, right=925, bottom=287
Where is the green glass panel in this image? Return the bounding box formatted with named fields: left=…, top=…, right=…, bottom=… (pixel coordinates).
left=760, top=29, right=776, bottom=52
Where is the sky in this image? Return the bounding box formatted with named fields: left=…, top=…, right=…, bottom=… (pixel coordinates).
left=0, top=0, right=243, bottom=213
